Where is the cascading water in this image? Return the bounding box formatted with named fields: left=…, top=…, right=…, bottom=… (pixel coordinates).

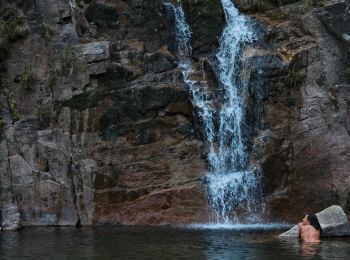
left=168, top=1, right=263, bottom=224
left=164, top=3, right=215, bottom=142
left=206, top=0, right=262, bottom=223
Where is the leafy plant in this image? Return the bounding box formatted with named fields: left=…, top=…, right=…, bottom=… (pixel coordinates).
left=0, top=3, right=28, bottom=44
left=42, top=22, right=53, bottom=42
left=0, top=116, right=5, bottom=132
left=76, top=0, right=95, bottom=8
left=19, top=65, right=34, bottom=90
left=0, top=1, right=29, bottom=85
left=328, top=95, right=338, bottom=109
left=58, top=46, right=75, bottom=76
left=6, top=90, right=21, bottom=122
left=288, top=67, right=303, bottom=88
left=48, top=64, right=58, bottom=87
left=245, top=0, right=323, bottom=10
left=302, top=0, right=325, bottom=7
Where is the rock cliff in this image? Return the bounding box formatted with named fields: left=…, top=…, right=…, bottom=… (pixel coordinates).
left=0, top=0, right=349, bottom=229
left=239, top=0, right=350, bottom=222
left=0, top=0, right=224, bottom=228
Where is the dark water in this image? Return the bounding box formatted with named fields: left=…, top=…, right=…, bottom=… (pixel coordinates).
left=0, top=225, right=350, bottom=259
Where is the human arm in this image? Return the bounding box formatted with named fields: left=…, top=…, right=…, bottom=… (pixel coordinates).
left=298, top=222, right=303, bottom=240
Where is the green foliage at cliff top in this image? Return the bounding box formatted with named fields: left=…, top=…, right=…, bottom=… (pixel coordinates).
left=0, top=0, right=27, bottom=46
left=246, top=0, right=324, bottom=9
left=0, top=0, right=28, bottom=86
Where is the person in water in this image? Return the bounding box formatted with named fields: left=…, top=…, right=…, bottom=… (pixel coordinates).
left=298, top=214, right=322, bottom=242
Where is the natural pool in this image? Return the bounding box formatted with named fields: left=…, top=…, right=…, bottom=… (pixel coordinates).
left=0, top=225, right=349, bottom=259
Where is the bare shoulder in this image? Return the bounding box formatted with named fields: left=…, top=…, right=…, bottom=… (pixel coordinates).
left=302, top=225, right=320, bottom=235
left=300, top=225, right=313, bottom=232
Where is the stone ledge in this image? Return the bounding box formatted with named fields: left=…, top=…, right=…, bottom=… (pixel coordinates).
left=74, top=41, right=110, bottom=63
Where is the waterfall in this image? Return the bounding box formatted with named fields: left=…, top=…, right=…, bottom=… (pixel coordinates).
left=207, top=0, right=262, bottom=223
left=168, top=0, right=262, bottom=223
left=164, top=3, right=215, bottom=142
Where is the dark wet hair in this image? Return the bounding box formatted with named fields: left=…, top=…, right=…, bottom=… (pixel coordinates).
left=307, top=214, right=322, bottom=234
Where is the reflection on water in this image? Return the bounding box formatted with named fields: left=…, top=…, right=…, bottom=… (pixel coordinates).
left=299, top=242, right=321, bottom=257
left=0, top=226, right=349, bottom=259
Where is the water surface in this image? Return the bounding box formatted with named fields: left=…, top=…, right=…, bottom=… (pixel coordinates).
left=1, top=226, right=350, bottom=259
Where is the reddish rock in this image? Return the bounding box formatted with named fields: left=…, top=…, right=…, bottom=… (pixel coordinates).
left=247, top=1, right=350, bottom=223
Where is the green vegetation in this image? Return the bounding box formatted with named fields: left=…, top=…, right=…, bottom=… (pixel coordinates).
left=0, top=116, right=5, bottom=132
left=19, top=65, right=34, bottom=90
left=76, top=0, right=95, bottom=8
left=0, top=4, right=27, bottom=44
left=42, top=23, right=53, bottom=42
left=328, top=95, right=338, bottom=109
left=246, top=0, right=324, bottom=10
left=48, top=63, right=58, bottom=87
left=302, top=0, right=320, bottom=7
left=5, top=90, right=21, bottom=122
left=58, top=46, right=75, bottom=76
left=47, top=46, right=76, bottom=86
left=0, top=0, right=29, bottom=90
left=288, top=67, right=303, bottom=88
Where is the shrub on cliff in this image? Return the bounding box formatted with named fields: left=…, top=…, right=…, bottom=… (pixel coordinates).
left=245, top=0, right=324, bottom=10
left=0, top=0, right=28, bottom=50
left=18, top=66, right=34, bottom=90
left=0, top=116, right=5, bottom=132
left=0, top=0, right=29, bottom=88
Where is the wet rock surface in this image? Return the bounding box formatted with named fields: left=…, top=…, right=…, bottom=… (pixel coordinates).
left=244, top=0, right=350, bottom=223
left=182, top=0, right=224, bottom=59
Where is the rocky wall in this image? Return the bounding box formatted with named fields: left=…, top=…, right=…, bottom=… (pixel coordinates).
left=0, top=0, right=225, bottom=229
left=239, top=0, right=350, bottom=222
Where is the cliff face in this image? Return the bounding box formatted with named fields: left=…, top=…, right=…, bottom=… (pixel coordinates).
left=240, top=0, right=350, bottom=222
left=0, top=0, right=349, bottom=229
left=0, top=0, right=226, bottom=229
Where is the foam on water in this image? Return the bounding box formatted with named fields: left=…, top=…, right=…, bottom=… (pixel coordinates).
left=188, top=223, right=292, bottom=231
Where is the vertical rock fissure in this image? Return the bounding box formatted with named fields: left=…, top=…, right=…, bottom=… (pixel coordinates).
left=170, top=0, right=263, bottom=223
left=68, top=159, right=82, bottom=227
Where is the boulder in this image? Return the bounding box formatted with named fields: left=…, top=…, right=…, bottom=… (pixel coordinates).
left=279, top=205, right=348, bottom=237
left=316, top=205, right=348, bottom=230
left=278, top=224, right=299, bottom=237
left=323, top=223, right=350, bottom=237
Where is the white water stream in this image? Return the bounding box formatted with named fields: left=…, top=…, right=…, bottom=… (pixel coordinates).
left=167, top=0, right=262, bottom=223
